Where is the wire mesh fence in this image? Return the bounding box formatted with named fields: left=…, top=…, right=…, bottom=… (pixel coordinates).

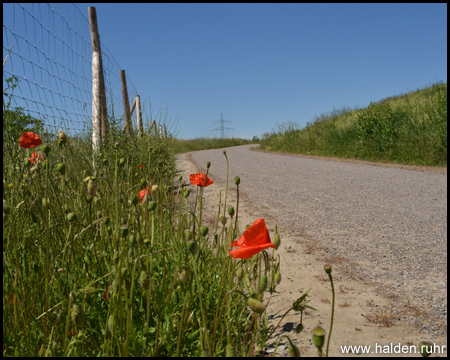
left=3, top=3, right=139, bottom=140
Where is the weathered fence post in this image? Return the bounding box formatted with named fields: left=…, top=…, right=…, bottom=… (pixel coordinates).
left=88, top=7, right=101, bottom=157
left=120, top=69, right=132, bottom=137
left=136, top=95, right=143, bottom=135
left=130, top=95, right=143, bottom=136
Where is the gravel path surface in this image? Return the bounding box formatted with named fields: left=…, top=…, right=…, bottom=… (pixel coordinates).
left=185, top=144, right=447, bottom=330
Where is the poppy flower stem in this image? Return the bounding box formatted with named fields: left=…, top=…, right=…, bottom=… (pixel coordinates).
left=222, top=151, right=229, bottom=218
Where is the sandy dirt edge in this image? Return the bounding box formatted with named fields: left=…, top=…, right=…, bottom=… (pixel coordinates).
left=175, top=151, right=447, bottom=358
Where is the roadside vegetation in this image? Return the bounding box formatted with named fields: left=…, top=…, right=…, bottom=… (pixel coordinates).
left=259, top=82, right=447, bottom=167
left=172, top=137, right=256, bottom=154
left=3, top=58, right=438, bottom=356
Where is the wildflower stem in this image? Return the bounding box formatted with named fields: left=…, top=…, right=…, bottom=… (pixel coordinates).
left=326, top=271, right=336, bottom=357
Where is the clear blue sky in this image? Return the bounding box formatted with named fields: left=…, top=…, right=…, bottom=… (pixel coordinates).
left=4, top=4, right=447, bottom=140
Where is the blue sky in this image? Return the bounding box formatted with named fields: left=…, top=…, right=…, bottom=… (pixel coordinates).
left=3, top=3, right=447, bottom=139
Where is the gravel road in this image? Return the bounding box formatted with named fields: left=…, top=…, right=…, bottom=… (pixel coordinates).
left=184, top=144, right=447, bottom=330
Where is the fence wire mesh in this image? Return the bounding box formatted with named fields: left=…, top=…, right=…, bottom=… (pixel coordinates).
left=3, top=3, right=139, bottom=140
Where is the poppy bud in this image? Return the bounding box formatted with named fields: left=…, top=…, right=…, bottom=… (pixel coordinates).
left=42, top=198, right=50, bottom=209
left=184, top=189, right=191, bottom=198
left=295, top=323, right=303, bottom=334
left=258, top=275, right=268, bottom=294
left=199, top=226, right=208, bottom=237
left=206, top=162, right=211, bottom=169
left=42, top=143, right=51, bottom=154
left=288, top=340, right=301, bottom=357
left=178, top=270, right=189, bottom=285
left=139, top=271, right=150, bottom=290
left=178, top=175, right=182, bottom=182
left=220, top=216, right=227, bottom=225
left=151, top=185, right=159, bottom=192
left=120, top=224, right=129, bottom=238
left=419, top=342, right=433, bottom=357
left=312, top=326, right=326, bottom=351
left=67, top=212, right=77, bottom=223
left=103, top=217, right=110, bottom=225
left=96, top=210, right=102, bottom=219
left=324, top=265, right=332, bottom=275
left=187, top=241, right=198, bottom=255
left=71, top=304, right=84, bottom=327
left=227, top=207, right=235, bottom=217
left=108, top=314, right=115, bottom=333
left=143, top=238, right=150, bottom=245
left=140, top=179, right=147, bottom=187
left=234, top=176, right=240, bottom=186
left=273, top=225, right=280, bottom=249
left=275, top=271, right=282, bottom=285
left=236, top=268, right=244, bottom=281
left=119, top=158, right=126, bottom=167
left=148, top=201, right=157, bottom=211
left=58, top=130, right=67, bottom=144
left=24, top=159, right=31, bottom=167
left=247, top=297, right=266, bottom=314
left=85, top=195, right=93, bottom=204
left=57, top=163, right=66, bottom=175
left=185, top=230, right=193, bottom=240
left=87, top=180, right=96, bottom=197
left=84, top=176, right=97, bottom=183
left=3, top=199, right=10, bottom=215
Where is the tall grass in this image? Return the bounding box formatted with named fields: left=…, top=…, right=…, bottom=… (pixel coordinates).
left=172, top=137, right=256, bottom=154
left=259, top=82, right=447, bottom=166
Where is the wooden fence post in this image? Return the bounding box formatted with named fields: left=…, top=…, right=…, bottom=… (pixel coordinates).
left=88, top=7, right=101, bottom=158
left=136, top=95, right=143, bottom=135
left=120, top=70, right=132, bottom=137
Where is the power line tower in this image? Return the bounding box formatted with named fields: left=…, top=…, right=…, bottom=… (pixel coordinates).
left=211, top=113, right=234, bottom=138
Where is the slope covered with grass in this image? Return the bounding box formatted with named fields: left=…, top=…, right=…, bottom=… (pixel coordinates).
left=259, top=82, right=447, bottom=166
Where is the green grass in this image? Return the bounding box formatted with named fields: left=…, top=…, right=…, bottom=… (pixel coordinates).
left=259, top=82, right=447, bottom=167
left=172, top=137, right=257, bottom=154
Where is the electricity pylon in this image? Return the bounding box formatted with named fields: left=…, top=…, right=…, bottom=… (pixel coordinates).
left=211, top=113, right=234, bottom=138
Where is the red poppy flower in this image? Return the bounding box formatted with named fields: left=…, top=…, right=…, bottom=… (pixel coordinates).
left=189, top=173, right=213, bottom=187
left=19, top=132, right=42, bottom=148
left=229, top=219, right=276, bottom=259
left=137, top=186, right=151, bottom=204
left=137, top=164, right=144, bottom=169
left=30, top=151, right=43, bottom=164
